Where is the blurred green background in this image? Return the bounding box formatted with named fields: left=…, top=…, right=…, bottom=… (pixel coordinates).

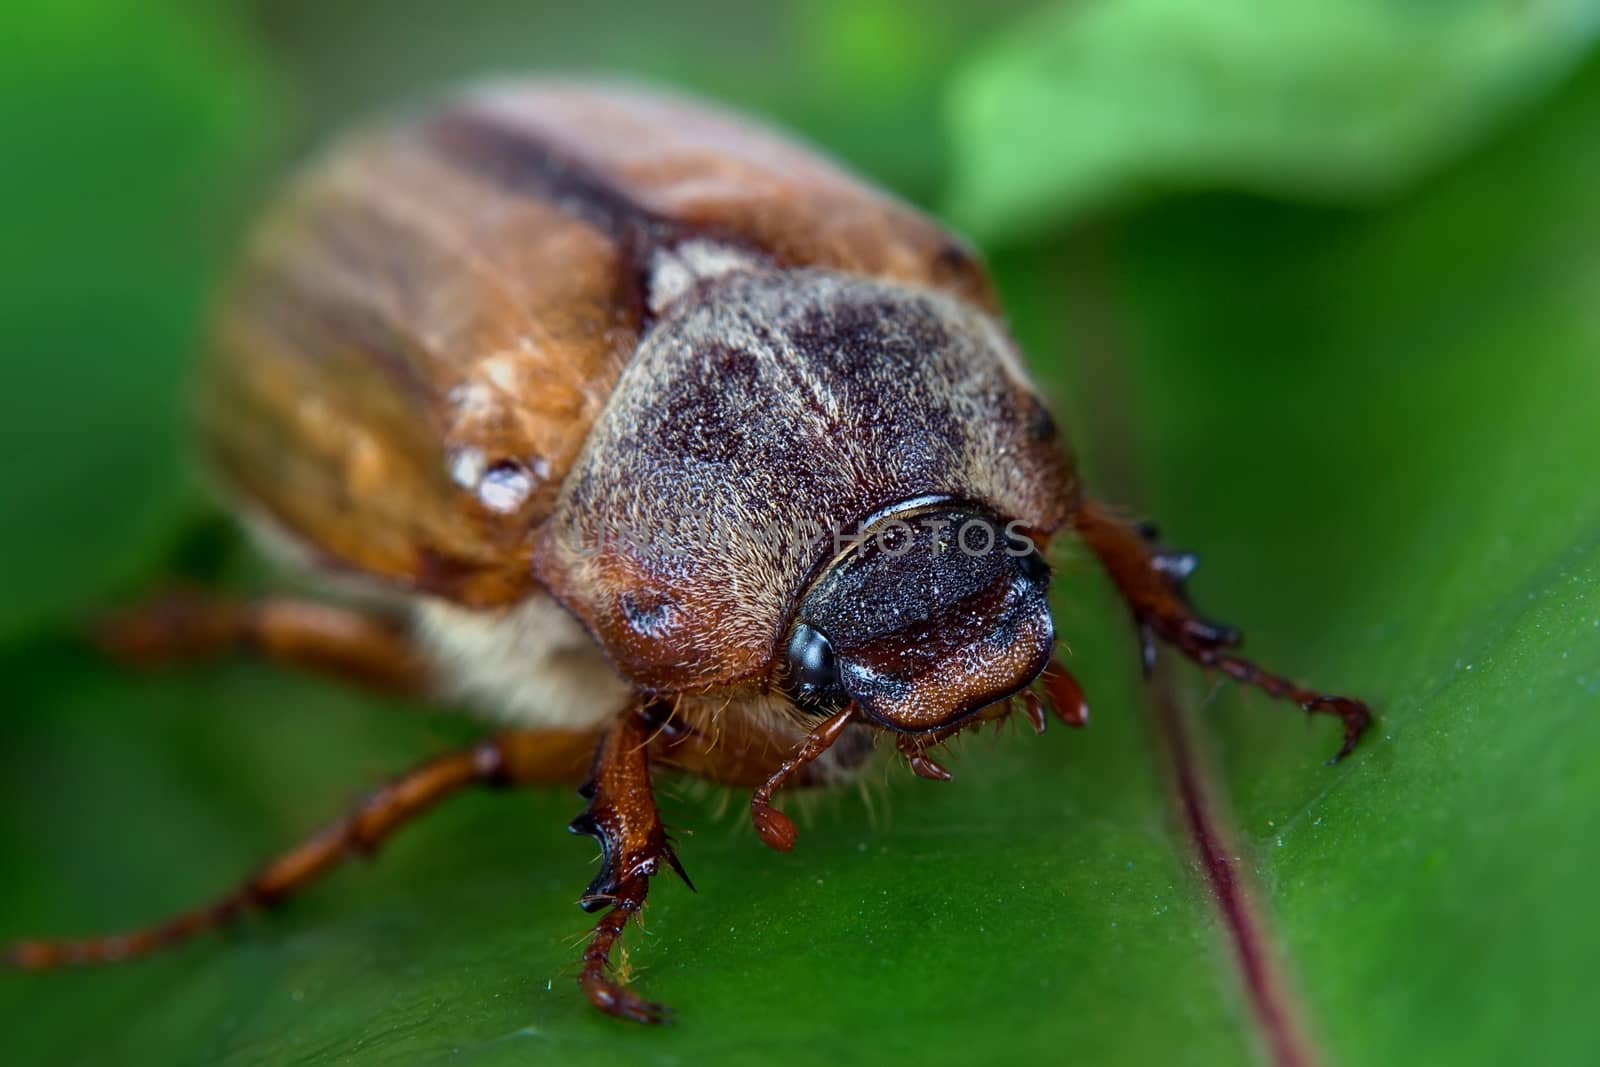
left=3, top=2, right=1599, bottom=1064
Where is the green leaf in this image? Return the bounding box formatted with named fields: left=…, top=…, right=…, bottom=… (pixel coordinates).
left=3, top=6, right=1599, bottom=1066
left=0, top=2, right=279, bottom=637
left=946, top=0, right=1600, bottom=242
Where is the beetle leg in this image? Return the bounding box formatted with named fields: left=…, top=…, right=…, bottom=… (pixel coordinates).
left=4, top=729, right=596, bottom=970
left=749, top=706, right=857, bottom=852
left=895, top=734, right=954, bottom=781
left=1038, top=659, right=1091, bottom=728
left=567, top=703, right=690, bottom=1025
left=96, top=592, right=429, bottom=696
left=1073, top=500, right=1371, bottom=762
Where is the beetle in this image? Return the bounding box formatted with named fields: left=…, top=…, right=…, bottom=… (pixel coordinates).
left=4, top=81, right=1370, bottom=1023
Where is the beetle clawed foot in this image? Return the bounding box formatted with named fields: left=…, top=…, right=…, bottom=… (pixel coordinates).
left=1078, top=504, right=1374, bottom=762
left=1303, top=695, right=1372, bottom=765
left=583, top=974, right=674, bottom=1026
left=579, top=896, right=674, bottom=1025
left=1172, top=634, right=1373, bottom=763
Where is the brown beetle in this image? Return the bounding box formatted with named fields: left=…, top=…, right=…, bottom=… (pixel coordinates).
left=4, top=82, right=1370, bottom=1023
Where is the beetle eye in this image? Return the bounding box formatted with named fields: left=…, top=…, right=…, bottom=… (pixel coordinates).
left=782, top=623, right=846, bottom=713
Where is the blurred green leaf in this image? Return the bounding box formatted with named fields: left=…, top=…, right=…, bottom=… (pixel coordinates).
left=776, top=0, right=1038, bottom=205
left=0, top=2, right=279, bottom=637
left=3, top=4, right=1599, bottom=1066
left=946, top=0, right=1600, bottom=241
left=1095, top=53, right=1600, bottom=1063
left=255, top=0, right=1018, bottom=207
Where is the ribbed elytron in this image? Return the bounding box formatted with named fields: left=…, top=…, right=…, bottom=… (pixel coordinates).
left=5, top=82, right=1370, bottom=1023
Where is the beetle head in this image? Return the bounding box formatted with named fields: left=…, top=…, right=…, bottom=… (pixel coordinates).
left=780, top=503, right=1053, bottom=733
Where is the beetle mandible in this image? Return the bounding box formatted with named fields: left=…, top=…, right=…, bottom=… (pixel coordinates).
left=5, top=82, right=1370, bottom=1023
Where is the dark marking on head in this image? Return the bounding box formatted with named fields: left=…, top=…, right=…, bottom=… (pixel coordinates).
left=788, top=292, right=953, bottom=371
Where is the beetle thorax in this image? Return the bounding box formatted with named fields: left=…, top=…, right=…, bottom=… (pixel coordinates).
left=533, top=267, right=1074, bottom=694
